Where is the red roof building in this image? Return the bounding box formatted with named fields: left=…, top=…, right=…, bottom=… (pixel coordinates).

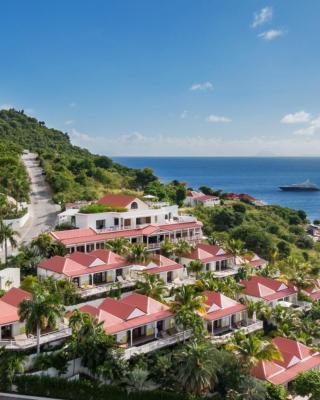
left=236, top=253, right=267, bottom=269
left=131, top=254, right=185, bottom=284
left=38, top=249, right=130, bottom=288
left=97, top=194, right=139, bottom=208
left=251, top=336, right=320, bottom=385
left=74, top=293, right=174, bottom=347
left=203, top=291, right=249, bottom=336
left=50, top=220, right=203, bottom=254
left=180, top=243, right=236, bottom=278
left=0, top=287, right=31, bottom=339
left=241, top=276, right=298, bottom=305
left=184, top=191, right=220, bottom=208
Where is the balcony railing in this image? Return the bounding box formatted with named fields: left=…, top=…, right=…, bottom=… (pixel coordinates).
left=0, top=326, right=72, bottom=350
left=210, top=320, right=263, bottom=344
left=79, top=280, right=136, bottom=297
left=123, top=330, right=192, bottom=359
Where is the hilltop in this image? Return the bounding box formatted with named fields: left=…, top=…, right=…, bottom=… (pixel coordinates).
left=0, top=109, right=157, bottom=203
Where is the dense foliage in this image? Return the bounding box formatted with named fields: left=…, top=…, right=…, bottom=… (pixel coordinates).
left=0, top=109, right=158, bottom=203
left=0, top=141, right=30, bottom=203
left=15, top=375, right=187, bottom=400
left=194, top=201, right=319, bottom=261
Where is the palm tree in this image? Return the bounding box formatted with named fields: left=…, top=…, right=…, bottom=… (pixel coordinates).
left=127, top=243, right=150, bottom=264
left=174, top=340, right=220, bottom=396
left=160, top=237, right=175, bottom=258
left=18, top=285, right=65, bottom=354
left=136, top=273, right=167, bottom=301
left=0, top=220, right=19, bottom=264
left=124, top=368, right=152, bottom=392
left=171, top=285, right=206, bottom=338
left=188, top=259, right=203, bottom=277
left=0, top=347, right=25, bottom=391
left=243, top=298, right=265, bottom=321
left=174, top=239, right=191, bottom=262
left=224, top=238, right=247, bottom=257
left=105, top=238, right=130, bottom=256
left=226, top=332, right=282, bottom=371
left=278, top=256, right=316, bottom=292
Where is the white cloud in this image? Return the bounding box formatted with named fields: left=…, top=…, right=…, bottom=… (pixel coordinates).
left=252, top=7, right=273, bottom=28
left=0, top=104, right=14, bottom=110
left=180, top=110, right=188, bottom=119
left=69, top=128, right=92, bottom=142
left=281, top=111, right=311, bottom=124
left=65, top=120, right=75, bottom=125
left=206, top=114, right=232, bottom=123
left=293, top=115, right=320, bottom=136
left=258, top=29, right=283, bottom=41
left=121, top=131, right=147, bottom=143
left=190, top=81, right=213, bottom=91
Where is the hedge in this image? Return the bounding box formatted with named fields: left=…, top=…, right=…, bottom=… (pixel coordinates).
left=15, top=375, right=187, bottom=400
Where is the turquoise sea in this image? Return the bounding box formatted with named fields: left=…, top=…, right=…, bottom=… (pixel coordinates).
left=114, top=157, right=320, bottom=222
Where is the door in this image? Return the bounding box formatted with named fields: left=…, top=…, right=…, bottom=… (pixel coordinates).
left=167, top=271, right=173, bottom=283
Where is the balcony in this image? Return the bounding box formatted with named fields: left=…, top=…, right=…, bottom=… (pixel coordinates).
left=210, top=320, right=263, bottom=344
left=123, top=329, right=192, bottom=359
left=79, top=279, right=136, bottom=297
left=0, top=326, right=72, bottom=350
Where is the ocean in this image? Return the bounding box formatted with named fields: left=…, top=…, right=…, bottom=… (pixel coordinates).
left=114, top=157, right=320, bottom=222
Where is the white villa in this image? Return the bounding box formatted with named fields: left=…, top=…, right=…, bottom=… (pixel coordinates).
left=184, top=191, right=220, bottom=208
left=59, top=194, right=180, bottom=231
left=130, top=254, right=186, bottom=285
left=0, top=268, right=20, bottom=291
left=38, top=249, right=131, bottom=288
left=53, top=194, right=203, bottom=254
left=180, top=243, right=237, bottom=278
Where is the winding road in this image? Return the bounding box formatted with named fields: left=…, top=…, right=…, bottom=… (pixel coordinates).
left=0, top=152, right=60, bottom=260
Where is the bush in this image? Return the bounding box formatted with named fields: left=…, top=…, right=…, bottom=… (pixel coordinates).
left=15, top=375, right=187, bottom=400
left=276, top=241, right=291, bottom=259
left=232, top=203, right=246, bottom=214
left=295, top=235, right=314, bottom=249
left=80, top=204, right=127, bottom=213
left=264, top=382, right=288, bottom=400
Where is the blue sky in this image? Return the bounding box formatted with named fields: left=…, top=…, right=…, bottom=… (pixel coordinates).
left=1, top=1, right=320, bottom=156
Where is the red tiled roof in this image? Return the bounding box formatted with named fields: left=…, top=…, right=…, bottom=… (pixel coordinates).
left=203, top=291, right=247, bottom=321
left=241, top=254, right=267, bottom=268
left=97, top=194, right=138, bottom=207
left=50, top=221, right=202, bottom=247
left=0, top=287, right=32, bottom=325
left=144, top=255, right=184, bottom=274
left=183, top=243, right=233, bottom=262
left=251, top=336, right=320, bottom=385
left=304, top=286, right=320, bottom=300
left=241, top=276, right=297, bottom=301
left=39, top=249, right=128, bottom=277
left=1, top=287, right=32, bottom=308
left=72, top=293, right=172, bottom=335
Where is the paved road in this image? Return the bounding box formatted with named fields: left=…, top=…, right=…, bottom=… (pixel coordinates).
left=0, top=152, right=60, bottom=260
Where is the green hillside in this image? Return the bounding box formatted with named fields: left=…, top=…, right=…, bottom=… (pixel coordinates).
left=0, top=109, right=157, bottom=203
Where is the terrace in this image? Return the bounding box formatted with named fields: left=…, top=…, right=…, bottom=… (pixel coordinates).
left=0, top=325, right=72, bottom=350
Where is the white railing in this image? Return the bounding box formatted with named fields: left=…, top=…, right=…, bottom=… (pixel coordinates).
left=79, top=280, right=135, bottom=297
left=123, top=330, right=192, bottom=359
left=211, top=320, right=263, bottom=344
left=0, top=327, right=72, bottom=350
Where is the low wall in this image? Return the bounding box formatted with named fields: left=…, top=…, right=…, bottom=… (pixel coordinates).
left=4, top=210, right=29, bottom=229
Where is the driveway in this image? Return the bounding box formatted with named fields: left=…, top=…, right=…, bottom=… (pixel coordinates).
left=0, top=152, right=60, bottom=260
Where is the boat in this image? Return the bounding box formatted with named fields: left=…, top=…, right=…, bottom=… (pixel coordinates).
left=279, top=179, right=320, bottom=192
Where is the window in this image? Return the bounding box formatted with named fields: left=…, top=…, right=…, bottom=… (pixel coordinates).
left=146, top=216, right=151, bottom=224
left=206, top=263, right=210, bottom=271
left=96, top=219, right=106, bottom=230
left=86, top=244, right=94, bottom=252
left=131, top=202, right=138, bottom=209
left=114, top=218, right=119, bottom=226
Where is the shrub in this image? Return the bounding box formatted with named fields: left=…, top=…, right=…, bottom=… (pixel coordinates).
left=15, top=375, right=187, bottom=400
left=80, top=204, right=127, bottom=213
